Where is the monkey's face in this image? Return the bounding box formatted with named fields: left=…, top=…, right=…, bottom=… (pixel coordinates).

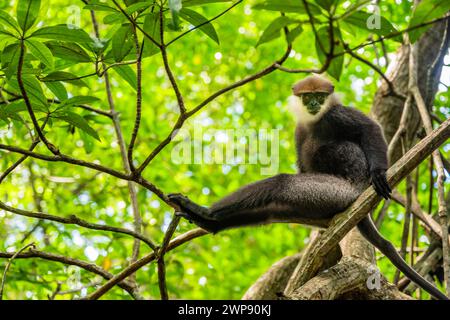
left=300, top=92, right=330, bottom=115
left=288, top=91, right=336, bottom=125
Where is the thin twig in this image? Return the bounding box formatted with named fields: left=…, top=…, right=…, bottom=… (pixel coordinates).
left=394, top=137, right=412, bottom=284
left=410, top=86, right=450, bottom=297
left=0, top=201, right=156, bottom=250
left=86, top=227, right=207, bottom=300
left=17, top=40, right=59, bottom=155
left=157, top=215, right=181, bottom=300
left=159, top=7, right=186, bottom=115
left=0, top=143, right=168, bottom=204
left=88, top=9, right=147, bottom=280
left=111, top=0, right=161, bottom=48
left=0, top=116, right=49, bottom=184
left=0, top=249, right=140, bottom=299
left=0, top=243, right=35, bottom=300
left=344, top=47, right=404, bottom=99
left=374, top=199, right=391, bottom=228
left=166, top=0, right=243, bottom=46
left=127, top=27, right=143, bottom=173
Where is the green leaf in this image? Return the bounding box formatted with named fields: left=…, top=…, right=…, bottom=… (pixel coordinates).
left=45, top=41, right=92, bottom=63
left=0, top=29, right=18, bottom=40
left=61, top=95, right=100, bottom=106
left=183, top=0, right=233, bottom=6
left=45, top=81, right=67, bottom=101
left=113, top=65, right=137, bottom=90
left=22, top=75, right=48, bottom=108
left=54, top=111, right=100, bottom=141
left=103, top=12, right=125, bottom=25
left=112, top=25, right=134, bottom=62
left=343, top=10, right=398, bottom=39
left=79, top=129, right=94, bottom=154
left=124, top=0, right=139, bottom=6
left=0, top=100, right=26, bottom=117
left=0, top=100, right=28, bottom=122
left=125, top=2, right=153, bottom=14
left=408, top=0, right=450, bottom=43
left=8, top=75, right=48, bottom=108
left=17, top=0, right=41, bottom=33
left=103, top=2, right=152, bottom=24
left=25, top=39, right=54, bottom=68
left=253, top=0, right=322, bottom=15
left=179, top=8, right=219, bottom=44
left=83, top=2, right=118, bottom=12
left=317, top=0, right=339, bottom=11
left=315, top=26, right=344, bottom=80
left=41, top=71, right=88, bottom=87
left=30, top=25, right=94, bottom=44
left=0, top=10, right=21, bottom=34
left=286, top=25, right=303, bottom=44
left=1, top=43, right=20, bottom=78
left=142, top=12, right=161, bottom=57
left=256, top=16, right=296, bottom=47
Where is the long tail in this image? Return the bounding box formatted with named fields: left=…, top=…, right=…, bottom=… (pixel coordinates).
left=357, top=216, right=448, bottom=300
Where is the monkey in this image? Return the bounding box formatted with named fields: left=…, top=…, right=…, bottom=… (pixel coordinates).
left=168, top=75, right=448, bottom=300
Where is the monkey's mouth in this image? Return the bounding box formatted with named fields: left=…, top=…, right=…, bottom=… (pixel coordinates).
left=306, top=104, right=321, bottom=115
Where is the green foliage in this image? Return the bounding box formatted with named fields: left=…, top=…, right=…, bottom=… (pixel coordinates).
left=25, top=39, right=54, bottom=69
left=256, top=16, right=297, bottom=47
left=0, top=0, right=448, bottom=301
left=408, top=0, right=450, bottom=43
left=111, top=25, right=134, bottom=62
left=30, top=25, right=94, bottom=44
left=179, top=8, right=219, bottom=44
left=342, top=10, right=399, bottom=39
left=314, top=26, right=344, bottom=80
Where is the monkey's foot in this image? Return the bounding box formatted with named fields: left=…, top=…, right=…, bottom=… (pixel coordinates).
left=168, top=194, right=219, bottom=233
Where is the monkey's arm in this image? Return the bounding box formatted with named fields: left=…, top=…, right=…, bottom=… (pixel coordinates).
left=325, top=106, right=392, bottom=199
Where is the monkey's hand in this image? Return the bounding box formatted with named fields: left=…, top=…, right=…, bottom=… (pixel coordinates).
left=370, top=168, right=392, bottom=199
left=168, top=194, right=218, bottom=233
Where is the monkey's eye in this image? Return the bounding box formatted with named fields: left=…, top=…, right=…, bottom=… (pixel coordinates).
left=316, top=93, right=329, bottom=103
left=301, top=93, right=314, bottom=103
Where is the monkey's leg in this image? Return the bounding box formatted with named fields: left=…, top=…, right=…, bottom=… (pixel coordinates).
left=170, top=173, right=360, bottom=233
left=357, top=216, right=448, bottom=300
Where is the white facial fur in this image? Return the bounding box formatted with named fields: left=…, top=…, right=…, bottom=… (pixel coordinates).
left=288, top=93, right=340, bottom=125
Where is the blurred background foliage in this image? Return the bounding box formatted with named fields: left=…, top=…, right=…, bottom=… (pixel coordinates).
left=0, top=0, right=449, bottom=299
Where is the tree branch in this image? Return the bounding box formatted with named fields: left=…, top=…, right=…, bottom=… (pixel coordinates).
left=85, top=227, right=207, bottom=300
left=0, top=201, right=156, bottom=250
left=0, top=249, right=140, bottom=299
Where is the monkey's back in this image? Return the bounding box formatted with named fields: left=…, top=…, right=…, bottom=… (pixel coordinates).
left=295, top=106, right=370, bottom=188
